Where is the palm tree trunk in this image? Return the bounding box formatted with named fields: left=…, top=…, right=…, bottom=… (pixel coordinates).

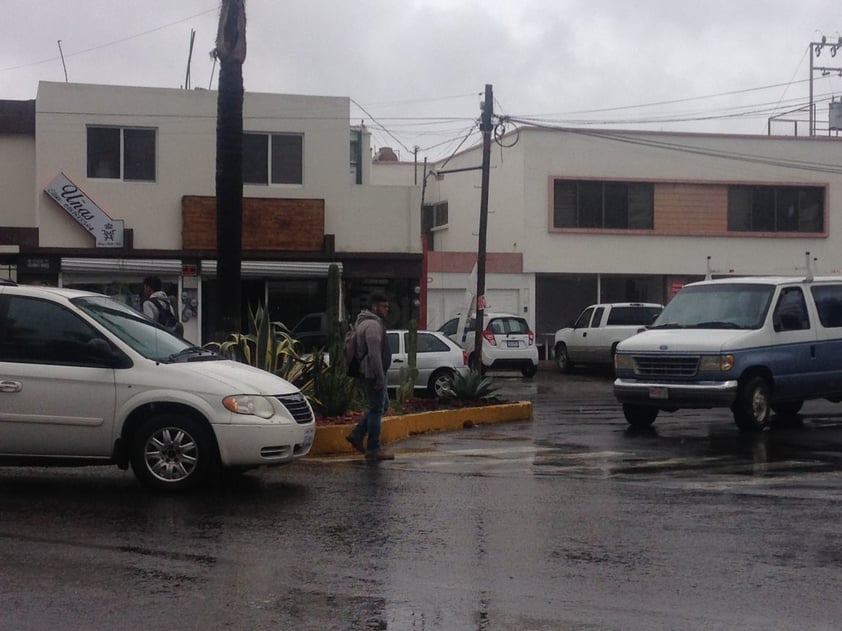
left=214, top=0, right=247, bottom=336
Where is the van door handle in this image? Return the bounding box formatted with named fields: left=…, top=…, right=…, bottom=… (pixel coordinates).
left=0, top=380, right=22, bottom=393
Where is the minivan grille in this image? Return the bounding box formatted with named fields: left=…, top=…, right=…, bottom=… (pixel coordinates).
left=634, top=355, right=699, bottom=378
left=275, top=393, right=314, bottom=424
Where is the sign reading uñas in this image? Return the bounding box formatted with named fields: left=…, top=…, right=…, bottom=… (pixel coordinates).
left=44, top=173, right=125, bottom=248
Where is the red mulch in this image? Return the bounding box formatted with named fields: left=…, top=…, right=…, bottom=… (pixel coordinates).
left=315, top=397, right=507, bottom=426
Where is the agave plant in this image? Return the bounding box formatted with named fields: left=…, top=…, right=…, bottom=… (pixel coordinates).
left=204, top=303, right=315, bottom=395
left=441, top=369, right=499, bottom=401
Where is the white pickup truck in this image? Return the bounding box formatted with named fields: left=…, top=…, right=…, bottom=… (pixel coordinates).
left=554, top=302, right=663, bottom=372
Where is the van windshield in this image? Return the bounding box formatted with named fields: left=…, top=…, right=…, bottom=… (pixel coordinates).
left=72, top=295, right=207, bottom=361
left=651, top=284, right=774, bottom=330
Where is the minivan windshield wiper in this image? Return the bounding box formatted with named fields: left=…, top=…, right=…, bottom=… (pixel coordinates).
left=166, top=346, right=220, bottom=363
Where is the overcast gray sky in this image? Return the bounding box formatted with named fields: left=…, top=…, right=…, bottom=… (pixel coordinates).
left=2, top=0, right=841, bottom=160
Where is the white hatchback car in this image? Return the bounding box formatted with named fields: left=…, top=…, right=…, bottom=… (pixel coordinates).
left=438, top=312, right=539, bottom=378
left=0, top=283, right=315, bottom=491
left=386, top=329, right=470, bottom=397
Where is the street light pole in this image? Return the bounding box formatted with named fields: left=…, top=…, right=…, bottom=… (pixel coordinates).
left=472, top=84, right=493, bottom=370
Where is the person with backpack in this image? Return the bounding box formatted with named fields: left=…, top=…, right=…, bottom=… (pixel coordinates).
left=142, top=276, right=182, bottom=335
left=345, top=292, right=394, bottom=461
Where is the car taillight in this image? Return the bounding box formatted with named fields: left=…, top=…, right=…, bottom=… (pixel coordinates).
left=482, top=329, right=497, bottom=345
left=462, top=350, right=468, bottom=365
left=528, top=330, right=534, bottom=345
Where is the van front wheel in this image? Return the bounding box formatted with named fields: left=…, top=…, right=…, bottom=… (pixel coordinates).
left=733, top=376, right=771, bottom=432
left=623, top=404, right=658, bottom=428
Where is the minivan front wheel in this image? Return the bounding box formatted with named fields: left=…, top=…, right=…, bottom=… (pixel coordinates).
left=733, top=376, right=771, bottom=432
left=130, top=414, right=217, bottom=491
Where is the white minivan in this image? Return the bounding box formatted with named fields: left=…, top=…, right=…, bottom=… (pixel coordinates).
left=613, top=275, right=842, bottom=431
left=0, top=283, right=315, bottom=490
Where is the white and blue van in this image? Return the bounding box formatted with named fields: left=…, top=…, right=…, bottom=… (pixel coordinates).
left=613, top=275, right=842, bottom=431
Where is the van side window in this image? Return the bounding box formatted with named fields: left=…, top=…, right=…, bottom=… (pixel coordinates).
left=773, top=287, right=810, bottom=331
left=810, top=285, right=842, bottom=328
left=0, top=295, right=109, bottom=366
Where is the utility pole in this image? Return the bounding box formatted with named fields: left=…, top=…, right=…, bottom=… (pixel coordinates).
left=809, top=36, right=842, bottom=136
left=472, top=84, right=493, bottom=370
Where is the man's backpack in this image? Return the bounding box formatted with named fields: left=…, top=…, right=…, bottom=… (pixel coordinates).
left=344, top=325, right=365, bottom=378
left=150, top=296, right=183, bottom=336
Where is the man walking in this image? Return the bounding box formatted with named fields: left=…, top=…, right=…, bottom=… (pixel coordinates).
left=142, top=276, right=178, bottom=330
left=346, top=293, right=394, bottom=460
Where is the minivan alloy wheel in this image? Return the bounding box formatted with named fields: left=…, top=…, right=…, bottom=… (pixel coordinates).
left=131, top=414, right=216, bottom=491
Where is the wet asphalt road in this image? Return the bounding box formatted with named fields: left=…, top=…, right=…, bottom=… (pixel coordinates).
left=3, top=368, right=842, bottom=630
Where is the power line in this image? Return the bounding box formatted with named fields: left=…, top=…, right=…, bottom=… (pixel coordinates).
left=0, top=6, right=219, bottom=73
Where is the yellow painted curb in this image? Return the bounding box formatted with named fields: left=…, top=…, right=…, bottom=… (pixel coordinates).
left=308, top=401, right=532, bottom=456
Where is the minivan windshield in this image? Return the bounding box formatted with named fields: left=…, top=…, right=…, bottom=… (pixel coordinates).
left=651, top=283, right=774, bottom=330
left=73, top=296, right=213, bottom=361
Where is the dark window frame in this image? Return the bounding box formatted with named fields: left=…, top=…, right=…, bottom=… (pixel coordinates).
left=87, top=126, right=156, bottom=182
left=243, top=132, right=304, bottom=185
left=727, top=185, right=825, bottom=233
left=553, top=180, right=654, bottom=230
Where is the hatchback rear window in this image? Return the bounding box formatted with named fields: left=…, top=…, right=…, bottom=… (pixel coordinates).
left=489, top=317, right=529, bottom=334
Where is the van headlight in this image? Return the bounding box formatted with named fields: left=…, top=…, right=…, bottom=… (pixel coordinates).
left=223, top=395, right=276, bottom=419
left=699, top=354, right=735, bottom=372
left=614, top=353, right=634, bottom=370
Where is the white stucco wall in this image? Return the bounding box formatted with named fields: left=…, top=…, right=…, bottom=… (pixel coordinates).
left=33, top=82, right=420, bottom=254
left=428, top=128, right=842, bottom=277
left=0, top=134, right=35, bottom=226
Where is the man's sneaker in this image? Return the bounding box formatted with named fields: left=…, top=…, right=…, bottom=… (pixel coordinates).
left=345, top=434, right=365, bottom=454
left=365, top=449, right=395, bottom=461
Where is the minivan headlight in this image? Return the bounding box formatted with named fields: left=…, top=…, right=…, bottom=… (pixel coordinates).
left=223, top=395, right=276, bottom=419
left=699, top=354, right=735, bottom=372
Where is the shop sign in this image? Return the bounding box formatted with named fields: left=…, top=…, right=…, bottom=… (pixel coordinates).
left=44, top=173, right=124, bottom=248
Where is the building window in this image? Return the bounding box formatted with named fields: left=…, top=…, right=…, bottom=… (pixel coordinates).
left=728, top=185, right=824, bottom=233
left=350, top=129, right=362, bottom=185
left=243, top=132, right=303, bottom=185
left=87, top=127, right=156, bottom=181
left=423, top=202, right=448, bottom=230
left=553, top=180, right=653, bottom=229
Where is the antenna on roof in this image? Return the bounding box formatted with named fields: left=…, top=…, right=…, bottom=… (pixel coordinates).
left=57, top=40, right=68, bottom=82
left=184, top=29, right=196, bottom=89
left=705, top=256, right=713, bottom=280
left=805, top=251, right=814, bottom=282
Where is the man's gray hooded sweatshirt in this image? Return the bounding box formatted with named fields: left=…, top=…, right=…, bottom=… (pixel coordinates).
left=354, top=309, right=387, bottom=389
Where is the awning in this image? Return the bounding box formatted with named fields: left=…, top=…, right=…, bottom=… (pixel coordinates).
left=60, top=258, right=182, bottom=274
left=201, top=260, right=342, bottom=278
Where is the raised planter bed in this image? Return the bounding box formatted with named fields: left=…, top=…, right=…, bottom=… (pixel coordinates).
left=308, top=401, right=532, bottom=456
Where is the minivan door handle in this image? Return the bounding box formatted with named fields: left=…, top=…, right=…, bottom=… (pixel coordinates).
left=0, top=380, right=22, bottom=393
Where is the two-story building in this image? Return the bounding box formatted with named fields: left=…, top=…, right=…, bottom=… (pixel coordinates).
left=0, top=82, right=422, bottom=343
left=422, top=125, right=842, bottom=349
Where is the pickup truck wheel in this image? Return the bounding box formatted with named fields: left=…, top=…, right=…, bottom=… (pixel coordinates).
left=623, top=404, right=658, bottom=427
left=130, top=414, right=217, bottom=491
left=555, top=343, right=572, bottom=373
left=733, top=376, right=771, bottom=431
